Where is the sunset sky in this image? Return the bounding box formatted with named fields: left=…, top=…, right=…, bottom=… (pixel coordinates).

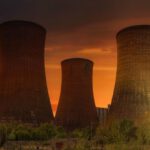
left=1, top=0, right=150, bottom=113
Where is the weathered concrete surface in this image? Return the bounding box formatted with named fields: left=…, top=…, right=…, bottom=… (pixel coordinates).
left=108, top=25, right=150, bottom=124
left=0, top=21, right=54, bottom=123
left=55, top=58, right=98, bottom=130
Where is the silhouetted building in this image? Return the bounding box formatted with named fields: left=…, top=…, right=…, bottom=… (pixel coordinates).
left=108, top=25, right=150, bottom=124
left=97, top=105, right=110, bottom=124
left=0, top=20, right=54, bottom=123
left=55, top=58, right=98, bottom=130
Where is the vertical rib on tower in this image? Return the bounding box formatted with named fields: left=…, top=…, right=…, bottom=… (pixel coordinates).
left=55, top=58, right=98, bottom=130
left=108, top=25, right=150, bottom=123
left=0, top=20, right=54, bottom=123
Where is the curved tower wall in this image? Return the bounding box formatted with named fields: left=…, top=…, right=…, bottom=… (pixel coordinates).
left=109, top=25, right=150, bottom=123
left=0, top=20, right=54, bottom=123
left=55, top=58, right=98, bottom=130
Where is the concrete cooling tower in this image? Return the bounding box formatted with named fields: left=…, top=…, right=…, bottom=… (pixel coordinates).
left=0, top=20, right=54, bottom=123
left=55, top=58, right=98, bottom=130
left=108, top=25, right=150, bottom=124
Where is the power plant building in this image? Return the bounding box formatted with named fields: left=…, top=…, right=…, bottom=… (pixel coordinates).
left=108, top=25, right=150, bottom=123
left=0, top=20, right=54, bottom=123
left=55, top=58, right=98, bottom=130
left=97, top=105, right=110, bottom=124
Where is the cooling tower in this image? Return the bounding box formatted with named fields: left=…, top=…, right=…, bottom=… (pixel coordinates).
left=0, top=20, right=54, bottom=123
left=55, top=58, right=98, bottom=130
left=108, top=25, right=150, bottom=123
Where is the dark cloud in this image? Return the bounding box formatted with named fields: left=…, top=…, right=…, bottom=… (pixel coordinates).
left=1, top=0, right=150, bottom=51
left=1, top=0, right=150, bottom=31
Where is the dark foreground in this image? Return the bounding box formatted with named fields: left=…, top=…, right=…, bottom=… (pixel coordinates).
left=0, top=120, right=150, bottom=149
left=1, top=141, right=150, bottom=150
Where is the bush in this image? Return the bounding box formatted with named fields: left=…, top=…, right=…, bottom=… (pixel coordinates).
left=1, top=119, right=150, bottom=147
left=31, top=128, right=48, bottom=140
left=55, top=126, right=67, bottom=138
left=73, top=139, right=91, bottom=150
left=95, top=120, right=137, bottom=144
left=7, top=131, right=16, bottom=141
left=15, top=129, right=31, bottom=141
left=38, top=123, right=57, bottom=139
left=11, top=124, right=31, bottom=141
left=6, top=123, right=59, bottom=141
left=0, top=125, right=7, bottom=147
left=94, top=126, right=110, bottom=145
left=70, top=128, right=91, bottom=139
left=109, top=120, right=137, bottom=143
left=137, top=123, right=150, bottom=144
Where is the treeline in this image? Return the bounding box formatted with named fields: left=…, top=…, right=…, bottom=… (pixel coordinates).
left=0, top=122, right=92, bottom=147
left=94, top=120, right=150, bottom=145
left=0, top=120, right=150, bottom=148
left=0, top=123, right=66, bottom=142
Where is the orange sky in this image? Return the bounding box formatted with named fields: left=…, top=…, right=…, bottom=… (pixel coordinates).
left=45, top=48, right=117, bottom=113
left=45, top=18, right=150, bottom=114
left=2, top=0, right=150, bottom=114
left=1, top=0, right=150, bottom=116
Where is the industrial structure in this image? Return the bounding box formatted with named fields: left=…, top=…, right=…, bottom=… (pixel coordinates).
left=97, top=105, right=110, bottom=124
left=0, top=20, right=54, bottom=123
left=55, top=58, right=98, bottom=130
left=108, top=25, right=150, bottom=123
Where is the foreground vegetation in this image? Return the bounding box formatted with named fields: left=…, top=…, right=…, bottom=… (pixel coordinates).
left=0, top=120, right=150, bottom=149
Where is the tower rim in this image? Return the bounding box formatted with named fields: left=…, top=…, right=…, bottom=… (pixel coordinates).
left=61, top=57, right=94, bottom=65
left=116, top=25, right=150, bottom=38
left=0, top=20, right=46, bottom=32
